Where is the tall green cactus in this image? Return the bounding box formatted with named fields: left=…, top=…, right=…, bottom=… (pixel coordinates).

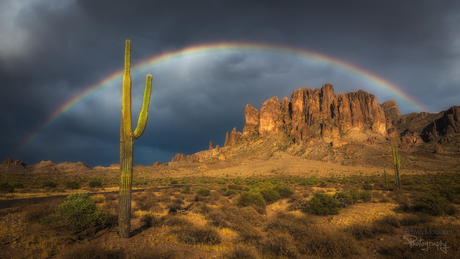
left=392, top=146, right=401, bottom=190
left=119, top=40, right=152, bottom=238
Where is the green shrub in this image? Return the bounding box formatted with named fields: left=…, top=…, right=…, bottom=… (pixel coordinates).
left=222, top=247, right=257, bottom=259
left=51, top=193, right=108, bottom=230
left=170, top=179, right=178, bottom=184
left=225, top=189, right=238, bottom=196
left=274, top=185, right=295, bottom=198
left=64, top=180, right=81, bottom=189
left=362, top=182, right=374, bottom=191
left=228, top=184, right=238, bottom=190
left=0, top=182, right=14, bottom=193
left=13, top=183, right=24, bottom=189
left=182, top=185, right=191, bottom=194
left=171, top=225, right=221, bottom=245
left=42, top=181, right=57, bottom=188
left=415, top=192, right=449, bottom=216
left=236, top=191, right=266, bottom=209
left=88, top=178, right=103, bottom=188
left=307, top=192, right=339, bottom=215
left=260, top=186, right=280, bottom=203
left=196, top=188, right=211, bottom=196
left=360, top=191, right=372, bottom=202
left=334, top=191, right=354, bottom=207
left=215, top=179, right=226, bottom=185
left=348, top=188, right=360, bottom=202
left=319, top=181, right=327, bottom=188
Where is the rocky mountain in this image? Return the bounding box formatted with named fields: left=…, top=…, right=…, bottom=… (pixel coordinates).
left=0, top=159, right=92, bottom=173
left=163, top=83, right=459, bottom=165
left=243, top=84, right=391, bottom=143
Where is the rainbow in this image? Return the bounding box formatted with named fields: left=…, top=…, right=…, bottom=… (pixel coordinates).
left=19, top=42, right=428, bottom=151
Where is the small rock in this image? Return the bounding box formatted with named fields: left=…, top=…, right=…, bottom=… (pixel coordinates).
left=379, top=238, right=384, bottom=241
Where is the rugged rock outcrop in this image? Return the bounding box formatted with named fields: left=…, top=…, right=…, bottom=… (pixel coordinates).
left=439, top=106, right=460, bottom=134
left=244, top=84, right=387, bottom=142
left=209, top=141, right=213, bottom=150
left=56, top=161, right=92, bottom=171
left=243, top=104, right=260, bottom=135
left=259, top=97, right=283, bottom=139
left=0, top=158, right=28, bottom=172
left=224, top=132, right=229, bottom=147
left=153, top=161, right=161, bottom=167
left=170, top=153, right=200, bottom=164
left=381, top=100, right=401, bottom=117
left=229, top=127, right=242, bottom=146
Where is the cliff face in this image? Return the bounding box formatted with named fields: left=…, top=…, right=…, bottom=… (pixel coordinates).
left=244, top=84, right=389, bottom=142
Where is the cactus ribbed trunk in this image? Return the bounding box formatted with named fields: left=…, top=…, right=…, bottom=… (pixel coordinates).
left=119, top=40, right=152, bottom=238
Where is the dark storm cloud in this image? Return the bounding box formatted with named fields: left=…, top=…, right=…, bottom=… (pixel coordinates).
left=1, top=0, right=459, bottom=166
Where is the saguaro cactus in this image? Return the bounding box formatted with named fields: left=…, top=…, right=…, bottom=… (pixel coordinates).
left=119, top=40, right=152, bottom=238
left=392, top=146, right=401, bottom=190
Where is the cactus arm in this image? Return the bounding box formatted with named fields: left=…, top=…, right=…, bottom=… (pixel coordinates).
left=133, top=74, right=152, bottom=139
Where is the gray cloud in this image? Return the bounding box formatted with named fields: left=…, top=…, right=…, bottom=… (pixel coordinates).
left=1, top=0, right=459, bottom=166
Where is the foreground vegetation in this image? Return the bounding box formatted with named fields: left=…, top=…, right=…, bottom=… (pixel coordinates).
left=1, top=170, right=460, bottom=258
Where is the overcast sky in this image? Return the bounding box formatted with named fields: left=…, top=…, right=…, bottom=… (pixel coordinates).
left=1, top=0, right=459, bottom=167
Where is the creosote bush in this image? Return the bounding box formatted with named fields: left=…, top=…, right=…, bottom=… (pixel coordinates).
left=236, top=191, right=266, bottom=210
left=171, top=225, right=221, bottom=245
left=46, top=193, right=108, bottom=230
left=196, top=187, right=211, bottom=196
left=0, top=182, right=14, bottom=193
left=42, top=181, right=57, bottom=188
left=64, top=180, right=81, bottom=189
left=307, top=192, right=339, bottom=215
left=88, top=178, right=103, bottom=188
left=415, top=192, right=449, bottom=216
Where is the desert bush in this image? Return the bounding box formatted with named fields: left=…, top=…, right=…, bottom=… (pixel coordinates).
left=140, top=213, right=162, bottom=227
left=191, top=201, right=212, bottom=215
left=42, top=181, right=57, bottom=188
left=415, top=192, right=449, bottom=216
left=13, top=183, right=24, bottom=189
left=64, top=180, right=81, bottom=189
left=170, top=178, right=178, bottom=184
left=196, top=187, right=211, bottom=196
left=206, top=210, right=231, bottom=228
left=161, top=214, right=192, bottom=227
left=232, top=224, right=264, bottom=245
left=348, top=187, right=360, bottom=202
left=261, top=231, right=299, bottom=258
left=334, top=191, right=354, bottom=207
left=274, top=184, right=295, bottom=198
left=319, top=181, right=327, bottom=188
left=49, top=193, right=108, bottom=230
left=88, top=178, right=103, bottom=188
left=0, top=182, right=14, bottom=193
left=300, top=228, right=359, bottom=257
left=22, top=198, right=63, bottom=223
left=399, top=213, right=434, bottom=226
left=60, top=244, right=125, bottom=259
left=215, top=179, right=226, bottom=185
left=264, top=211, right=313, bottom=241
left=222, top=247, right=257, bottom=259
left=259, top=184, right=280, bottom=203
left=225, top=189, right=238, bottom=196
left=236, top=190, right=266, bottom=210
left=133, top=193, right=156, bottom=211
left=360, top=191, right=373, bottom=202
left=182, top=185, right=191, bottom=194
left=362, top=182, right=374, bottom=190
left=345, top=223, right=375, bottom=240
left=307, top=192, right=339, bottom=215
left=171, top=225, right=221, bottom=245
